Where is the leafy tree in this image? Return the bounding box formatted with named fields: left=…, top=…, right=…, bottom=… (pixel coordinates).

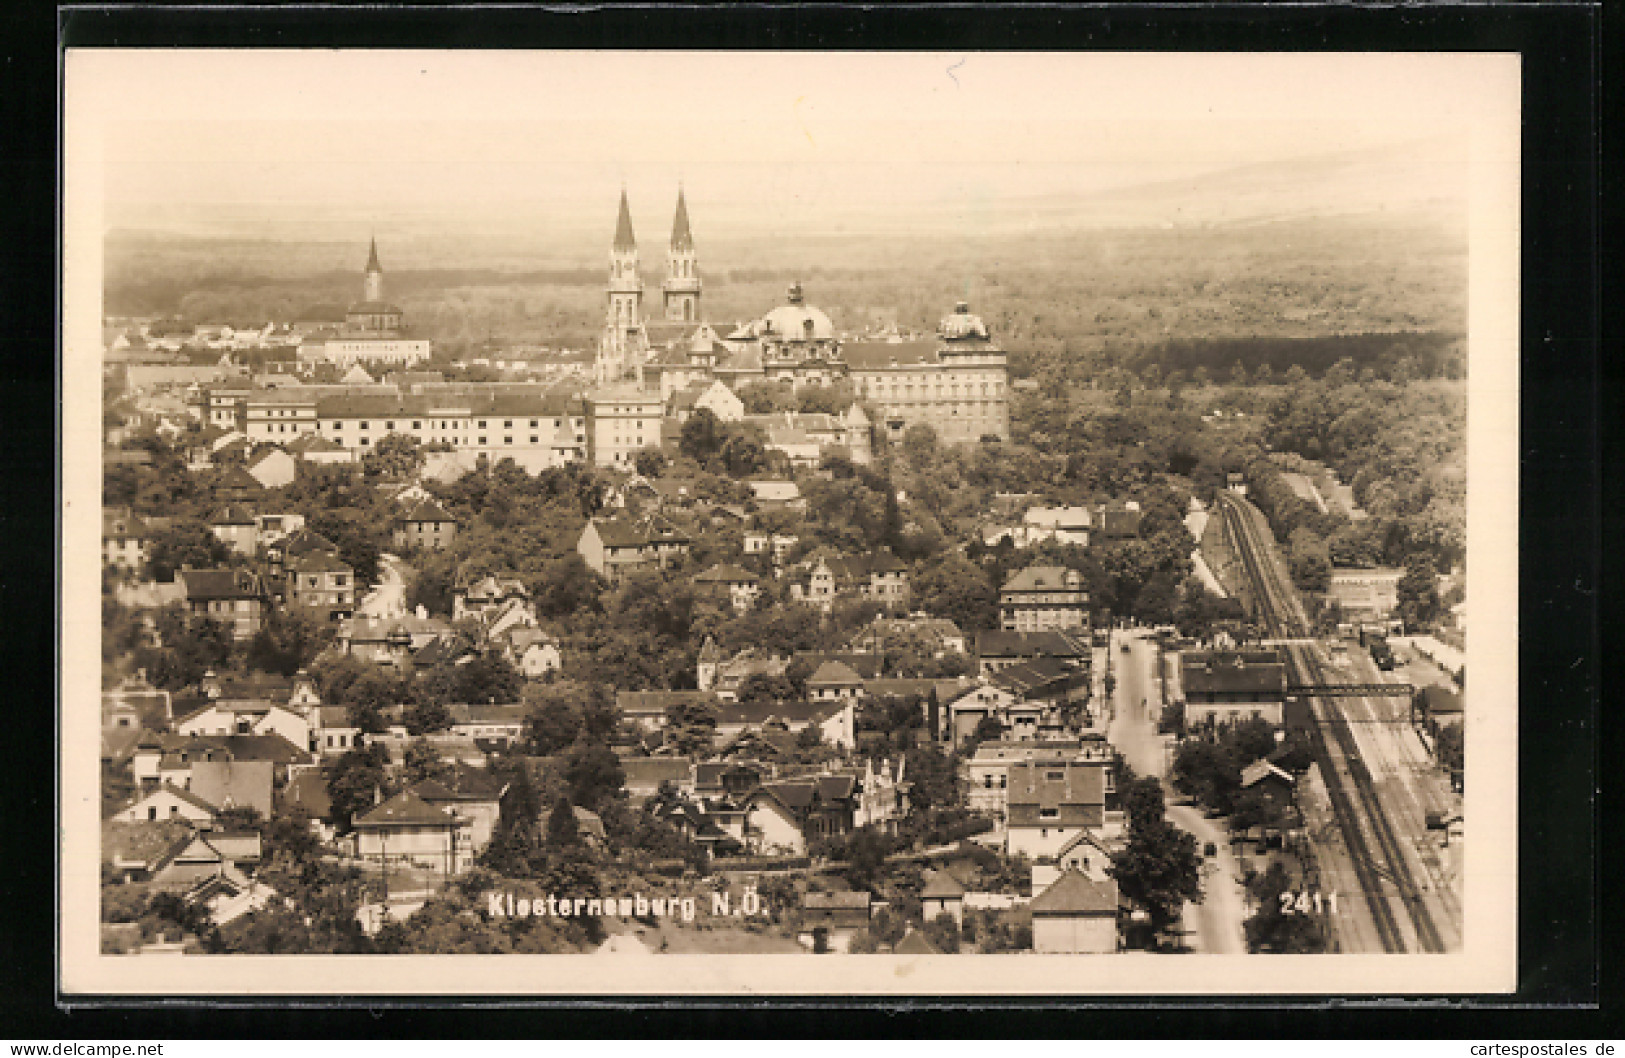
left=403, top=697, right=453, bottom=735
left=902, top=743, right=960, bottom=816
left=324, top=744, right=392, bottom=834
left=737, top=670, right=796, bottom=704
left=1227, top=787, right=1286, bottom=838
left=663, top=695, right=720, bottom=756
left=546, top=796, right=580, bottom=847
left=530, top=555, right=602, bottom=619
left=901, top=423, right=939, bottom=464
left=1120, top=773, right=1168, bottom=833
left=263, top=807, right=321, bottom=866
left=522, top=679, right=601, bottom=754
left=134, top=604, right=235, bottom=691
left=310, top=653, right=406, bottom=720
left=1287, top=528, right=1332, bottom=593
left=145, top=520, right=233, bottom=582
left=1395, top=554, right=1441, bottom=630
left=911, top=553, right=999, bottom=632
left=843, top=827, right=892, bottom=890
left=1243, top=860, right=1327, bottom=953
left=247, top=605, right=332, bottom=678
left=361, top=433, right=423, bottom=482
left=496, top=759, right=542, bottom=835
left=633, top=448, right=666, bottom=478
left=719, top=432, right=767, bottom=477
left=1110, top=790, right=1203, bottom=939
left=306, top=510, right=383, bottom=588
left=924, top=911, right=962, bottom=954
left=679, top=408, right=723, bottom=463
left=1171, top=739, right=1242, bottom=814
left=562, top=742, right=624, bottom=813
left=417, top=652, right=522, bottom=708
left=401, top=739, right=453, bottom=786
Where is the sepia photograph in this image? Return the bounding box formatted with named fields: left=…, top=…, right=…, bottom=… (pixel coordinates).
left=59, top=48, right=1521, bottom=996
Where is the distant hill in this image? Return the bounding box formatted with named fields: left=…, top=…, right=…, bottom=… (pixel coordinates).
left=837, top=137, right=1467, bottom=236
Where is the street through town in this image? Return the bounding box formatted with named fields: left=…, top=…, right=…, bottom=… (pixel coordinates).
left=1107, top=627, right=1247, bottom=954
left=358, top=553, right=407, bottom=619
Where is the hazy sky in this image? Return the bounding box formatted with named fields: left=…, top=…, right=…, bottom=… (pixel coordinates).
left=70, top=51, right=1504, bottom=241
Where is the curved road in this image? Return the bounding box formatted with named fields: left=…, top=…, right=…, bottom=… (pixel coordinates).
left=1166, top=804, right=1248, bottom=955
left=359, top=552, right=408, bottom=619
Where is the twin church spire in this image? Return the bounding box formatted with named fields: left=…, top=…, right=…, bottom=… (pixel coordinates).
left=598, top=187, right=703, bottom=384
left=607, top=187, right=701, bottom=326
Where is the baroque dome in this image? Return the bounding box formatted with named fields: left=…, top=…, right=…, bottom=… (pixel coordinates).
left=757, top=282, right=834, bottom=341
left=939, top=301, right=989, bottom=340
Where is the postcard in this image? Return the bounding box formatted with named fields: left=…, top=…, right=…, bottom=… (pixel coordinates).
left=62, top=49, right=1518, bottom=996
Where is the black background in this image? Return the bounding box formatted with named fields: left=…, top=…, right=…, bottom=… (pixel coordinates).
left=2, top=1, right=1612, bottom=1039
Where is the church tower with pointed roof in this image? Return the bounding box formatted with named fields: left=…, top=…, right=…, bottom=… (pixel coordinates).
left=663, top=187, right=701, bottom=322
left=598, top=189, right=648, bottom=385
left=363, top=237, right=385, bottom=304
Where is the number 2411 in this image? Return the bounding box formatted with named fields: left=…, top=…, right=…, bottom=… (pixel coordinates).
left=1279, top=890, right=1337, bottom=915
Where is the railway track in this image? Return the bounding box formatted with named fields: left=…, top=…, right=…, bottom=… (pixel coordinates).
left=1216, top=491, right=1444, bottom=954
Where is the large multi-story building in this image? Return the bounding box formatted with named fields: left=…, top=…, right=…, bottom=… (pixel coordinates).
left=843, top=303, right=1011, bottom=445
left=223, top=382, right=589, bottom=472
left=582, top=387, right=665, bottom=468
left=999, top=565, right=1089, bottom=632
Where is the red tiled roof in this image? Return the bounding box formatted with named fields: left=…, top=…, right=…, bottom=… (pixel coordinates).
left=353, top=789, right=457, bottom=828
left=807, top=660, right=864, bottom=687
left=693, top=563, right=760, bottom=585
left=402, top=498, right=456, bottom=524
left=178, top=568, right=264, bottom=601
left=920, top=870, right=967, bottom=899
left=290, top=552, right=352, bottom=574
left=841, top=340, right=940, bottom=370
left=1181, top=651, right=1287, bottom=698
left=1029, top=869, right=1118, bottom=915
left=892, top=929, right=942, bottom=955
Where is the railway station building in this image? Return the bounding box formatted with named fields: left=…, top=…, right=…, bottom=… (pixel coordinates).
left=1177, top=649, right=1287, bottom=728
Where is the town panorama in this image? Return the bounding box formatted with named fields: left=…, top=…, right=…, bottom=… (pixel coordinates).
left=99, top=185, right=1467, bottom=959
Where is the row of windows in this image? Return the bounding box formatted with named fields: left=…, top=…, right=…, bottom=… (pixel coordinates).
left=325, top=417, right=564, bottom=431
left=862, top=380, right=1003, bottom=398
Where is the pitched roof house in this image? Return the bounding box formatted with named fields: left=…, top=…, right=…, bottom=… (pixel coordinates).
left=576, top=515, right=691, bottom=583
left=394, top=498, right=458, bottom=551
left=177, top=568, right=268, bottom=640
left=352, top=789, right=470, bottom=875
left=1004, top=758, right=1109, bottom=859
left=806, top=659, right=866, bottom=703
left=975, top=629, right=1092, bottom=676
left=112, top=782, right=220, bottom=825
left=1029, top=868, right=1120, bottom=953
left=788, top=550, right=910, bottom=612
left=102, top=507, right=151, bottom=570
left=999, top=565, right=1088, bottom=633
left=692, top=563, right=762, bottom=613
left=188, top=759, right=276, bottom=818
left=246, top=446, right=297, bottom=489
